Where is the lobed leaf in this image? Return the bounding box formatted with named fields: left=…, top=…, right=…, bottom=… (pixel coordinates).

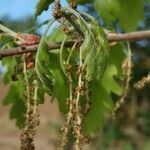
left=36, top=24, right=69, bottom=112
left=3, top=80, right=26, bottom=128
left=83, top=80, right=113, bottom=135
left=101, top=64, right=122, bottom=95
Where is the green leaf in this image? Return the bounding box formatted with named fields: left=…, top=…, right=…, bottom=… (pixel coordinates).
left=9, top=96, right=26, bottom=128
left=36, top=34, right=69, bottom=112
left=101, top=64, right=122, bottom=95
left=95, top=0, right=120, bottom=23
left=36, top=20, right=66, bottom=109
left=82, top=43, right=125, bottom=135
left=36, top=37, right=53, bottom=95
left=3, top=80, right=26, bottom=128
left=118, top=0, right=144, bottom=31
left=95, top=0, right=144, bottom=31
left=0, top=35, right=13, bottom=48
left=83, top=14, right=109, bottom=81
left=47, top=27, right=66, bottom=42
left=65, top=9, right=109, bottom=81
left=36, top=80, right=45, bottom=104
left=1, top=36, right=17, bottom=84
left=2, top=58, right=16, bottom=84
left=109, top=43, right=126, bottom=77
left=83, top=80, right=113, bottom=135
left=35, top=0, right=53, bottom=18
left=100, top=43, right=125, bottom=97
left=52, top=69, right=69, bottom=113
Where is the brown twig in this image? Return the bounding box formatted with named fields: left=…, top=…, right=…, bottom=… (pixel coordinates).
left=0, top=30, right=150, bottom=58
left=0, top=41, right=75, bottom=58
left=108, top=30, right=150, bottom=42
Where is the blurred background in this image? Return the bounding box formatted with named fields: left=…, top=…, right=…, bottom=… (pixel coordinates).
left=0, top=0, right=150, bottom=149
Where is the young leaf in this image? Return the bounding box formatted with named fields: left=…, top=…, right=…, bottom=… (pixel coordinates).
left=82, top=13, right=109, bottom=81
left=101, top=64, right=122, bottom=95
left=83, top=80, right=113, bottom=135
left=109, top=43, right=126, bottom=77
left=36, top=42, right=69, bottom=112
left=47, top=27, right=66, bottom=42
left=1, top=36, right=18, bottom=84
left=35, top=0, right=53, bottom=18
left=3, top=80, right=26, bottom=128
left=36, top=80, right=45, bottom=104
left=2, top=58, right=16, bottom=84
left=36, top=20, right=69, bottom=112
left=63, top=9, right=109, bottom=82
left=52, top=69, right=69, bottom=113
left=35, top=37, right=53, bottom=95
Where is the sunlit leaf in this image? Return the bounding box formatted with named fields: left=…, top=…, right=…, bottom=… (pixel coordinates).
left=101, top=64, right=122, bottom=95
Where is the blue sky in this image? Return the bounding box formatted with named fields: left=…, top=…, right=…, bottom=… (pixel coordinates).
left=0, top=0, right=36, bottom=19
left=0, top=0, right=68, bottom=33
left=0, top=0, right=69, bottom=21
left=0, top=0, right=85, bottom=34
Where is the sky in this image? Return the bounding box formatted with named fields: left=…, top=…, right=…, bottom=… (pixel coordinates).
left=0, top=0, right=37, bottom=19
left=0, top=0, right=86, bottom=34
left=0, top=0, right=70, bottom=34
left=0, top=0, right=69, bottom=21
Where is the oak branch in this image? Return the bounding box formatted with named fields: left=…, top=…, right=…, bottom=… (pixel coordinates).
left=0, top=30, right=150, bottom=58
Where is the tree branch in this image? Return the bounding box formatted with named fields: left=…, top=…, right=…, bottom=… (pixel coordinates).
left=0, top=30, right=150, bottom=59
left=108, top=30, right=150, bottom=42
left=0, top=41, right=75, bottom=58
